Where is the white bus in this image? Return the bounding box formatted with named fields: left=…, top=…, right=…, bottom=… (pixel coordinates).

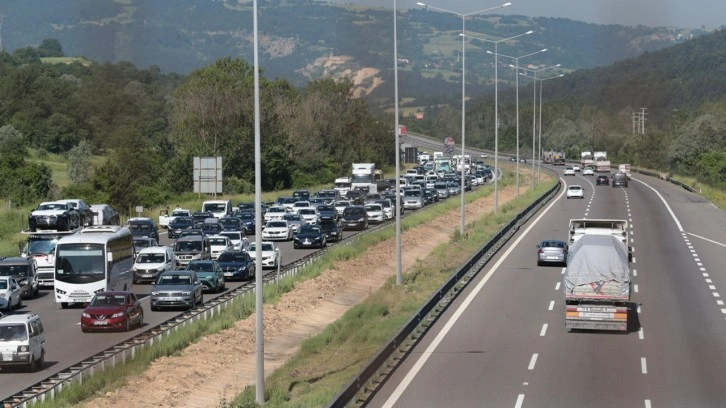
left=54, top=227, right=134, bottom=308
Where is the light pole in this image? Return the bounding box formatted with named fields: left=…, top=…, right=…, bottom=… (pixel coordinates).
left=537, top=73, right=564, bottom=183
left=252, top=0, right=264, bottom=404
left=393, top=0, right=402, bottom=285
left=487, top=47, right=547, bottom=198
left=519, top=64, right=560, bottom=189
left=417, top=1, right=511, bottom=235
left=461, top=30, right=533, bottom=211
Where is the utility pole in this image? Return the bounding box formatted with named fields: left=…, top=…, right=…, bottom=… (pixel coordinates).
left=640, top=107, right=647, bottom=134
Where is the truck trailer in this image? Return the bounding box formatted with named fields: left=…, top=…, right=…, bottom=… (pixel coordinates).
left=564, top=219, right=632, bottom=332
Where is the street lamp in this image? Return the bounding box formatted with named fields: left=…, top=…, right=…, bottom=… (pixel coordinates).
left=417, top=1, right=512, bottom=235
left=519, top=67, right=563, bottom=188
left=393, top=0, right=402, bottom=285
left=461, top=30, right=533, bottom=211
left=487, top=47, right=547, bottom=198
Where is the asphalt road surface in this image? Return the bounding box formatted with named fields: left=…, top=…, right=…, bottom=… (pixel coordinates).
left=368, top=168, right=726, bottom=408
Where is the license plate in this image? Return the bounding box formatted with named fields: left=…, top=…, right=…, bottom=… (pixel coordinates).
left=547, top=256, right=558, bottom=260
left=1, top=353, right=11, bottom=361
left=93, top=320, right=108, bottom=326
left=582, top=312, right=612, bottom=318
left=224, top=272, right=233, bottom=277
left=142, top=274, right=153, bottom=278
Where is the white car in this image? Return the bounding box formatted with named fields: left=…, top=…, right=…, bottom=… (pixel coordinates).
left=247, top=241, right=279, bottom=269
left=334, top=201, right=351, bottom=216
left=219, top=230, right=249, bottom=251
left=291, top=201, right=311, bottom=212
left=0, top=277, right=22, bottom=311
left=262, top=220, right=293, bottom=241
left=364, top=203, right=385, bottom=224
left=582, top=167, right=595, bottom=176
left=208, top=235, right=234, bottom=259
left=296, top=207, right=320, bottom=225
left=566, top=185, right=585, bottom=199
left=264, top=206, right=289, bottom=222
left=564, top=167, right=576, bottom=176
left=572, top=164, right=581, bottom=172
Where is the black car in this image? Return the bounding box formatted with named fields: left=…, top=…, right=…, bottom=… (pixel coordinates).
left=128, top=218, right=160, bottom=241
left=345, top=189, right=365, bottom=205
left=292, top=190, right=310, bottom=202
left=28, top=201, right=81, bottom=232
left=596, top=175, right=610, bottom=185
left=341, top=206, right=368, bottom=230
left=236, top=212, right=256, bottom=234
left=178, top=228, right=205, bottom=239
left=216, top=250, right=256, bottom=281
left=219, top=217, right=243, bottom=232
left=319, top=220, right=343, bottom=243
left=168, top=216, right=194, bottom=239
left=201, top=222, right=224, bottom=235
left=237, top=202, right=255, bottom=214
left=293, top=224, right=327, bottom=249
left=58, top=199, right=94, bottom=227
left=192, top=211, right=214, bottom=224
left=317, top=204, right=338, bottom=221
left=422, top=188, right=437, bottom=205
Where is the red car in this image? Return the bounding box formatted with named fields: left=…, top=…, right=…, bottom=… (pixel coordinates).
left=81, top=291, right=144, bottom=332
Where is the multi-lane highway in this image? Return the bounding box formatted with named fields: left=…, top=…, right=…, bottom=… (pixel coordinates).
left=368, top=168, right=726, bottom=408
left=0, top=225, right=362, bottom=399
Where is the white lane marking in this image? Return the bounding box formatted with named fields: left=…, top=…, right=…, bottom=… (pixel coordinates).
left=634, top=284, right=639, bottom=293
left=718, top=300, right=724, bottom=306
left=555, top=282, right=561, bottom=291
left=701, top=268, right=707, bottom=272
left=380, top=182, right=568, bottom=408
left=695, top=258, right=701, bottom=262
left=632, top=178, right=684, bottom=231
left=540, top=324, right=548, bottom=336
left=639, top=327, right=645, bottom=340
left=633, top=269, right=638, bottom=277
left=697, top=263, right=703, bottom=267
left=633, top=257, right=637, bottom=263
left=714, top=293, right=721, bottom=298
left=528, top=353, right=538, bottom=370
left=687, top=232, right=726, bottom=248
left=515, top=394, right=525, bottom=408
left=690, top=249, right=696, bottom=253
left=709, top=285, right=716, bottom=290
left=706, top=279, right=713, bottom=283
left=645, top=400, right=652, bottom=408
left=561, top=267, right=566, bottom=275
left=637, top=304, right=642, bottom=314
left=721, top=309, right=726, bottom=314
left=641, top=358, right=648, bottom=374
left=548, top=300, right=555, bottom=311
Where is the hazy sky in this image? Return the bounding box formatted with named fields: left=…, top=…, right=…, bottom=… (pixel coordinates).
left=323, top=0, right=726, bottom=29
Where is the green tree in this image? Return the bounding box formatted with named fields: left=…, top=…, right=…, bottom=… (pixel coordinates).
left=67, top=140, right=93, bottom=183
left=37, top=39, right=64, bottom=57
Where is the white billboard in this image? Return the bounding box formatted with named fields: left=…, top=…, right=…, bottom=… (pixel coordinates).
left=193, top=156, right=223, bottom=194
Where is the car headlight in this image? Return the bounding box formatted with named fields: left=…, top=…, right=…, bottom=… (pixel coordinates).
left=156, top=266, right=166, bottom=272
left=181, top=291, right=191, bottom=295
left=82, top=312, right=91, bottom=318
left=18, top=345, right=28, bottom=352
left=151, top=291, right=159, bottom=296
left=111, top=311, right=125, bottom=318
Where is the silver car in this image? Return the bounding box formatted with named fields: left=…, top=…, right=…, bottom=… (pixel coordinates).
left=0, top=277, right=23, bottom=311
left=536, top=240, right=568, bottom=266
left=150, top=271, right=204, bottom=311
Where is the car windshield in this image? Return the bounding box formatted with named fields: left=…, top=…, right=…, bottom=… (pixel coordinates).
left=129, top=223, right=151, bottom=231
left=90, top=294, right=126, bottom=306
left=203, top=203, right=227, bottom=212
left=187, top=262, right=213, bottom=271
left=172, top=217, right=193, bottom=224
left=157, top=274, right=192, bottom=285
left=239, top=213, right=254, bottom=220
left=0, top=280, right=8, bottom=290
left=136, top=253, right=166, bottom=264
left=365, top=205, right=381, bottom=211
left=300, top=225, right=322, bottom=234
left=317, top=206, right=335, bottom=212
left=174, top=241, right=202, bottom=252
left=209, top=238, right=228, bottom=246
left=248, top=243, right=273, bottom=252
left=283, top=214, right=302, bottom=221
left=220, top=232, right=240, bottom=240
left=269, top=207, right=285, bottom=213
left=0, top=265, right=29, bottom=277
left=542, top=241, right=566, bottom=248
left=0, top=324, right=28, bottom=341
left=38, top=203, right=67, bottom=211
left=569, top=186, right=582, bottom=190
left=134, top=239, right=153, bottom=248
left=298, top=209, right=315, bottom=215
left=267, top=221, right=287, bottom=228
left=218, top=252, right=248, bottom=262
left=404, top=190, right=422, bottom=197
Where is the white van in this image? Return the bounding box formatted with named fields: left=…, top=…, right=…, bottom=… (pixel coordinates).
left=202, top=200, right=232, bottom=219
left=0, top=313, right=46, bottom=371
left=132, top=246, right=177, bottom=284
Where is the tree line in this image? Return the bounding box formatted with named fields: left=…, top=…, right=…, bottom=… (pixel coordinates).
left=0, top=45, right=395, bottom=212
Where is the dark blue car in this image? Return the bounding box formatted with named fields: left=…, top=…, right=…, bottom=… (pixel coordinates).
left=168, top=216, right=194, bottom=239
left=216, top=250, right=256, bottom=281
left=237, top=212, right=256, bottom=235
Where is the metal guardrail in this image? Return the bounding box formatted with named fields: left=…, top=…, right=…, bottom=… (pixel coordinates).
left=631, top=167, right=697, bottom=193
left=327, top=173, right=561, bottom=408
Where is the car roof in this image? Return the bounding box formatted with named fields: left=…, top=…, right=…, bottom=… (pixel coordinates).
left=0, top=257, right=33, bottom=265
left=568, top=185, right=583, bottom=188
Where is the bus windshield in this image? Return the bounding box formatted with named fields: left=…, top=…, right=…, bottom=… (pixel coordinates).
left=203, top=203, right=227, bottom=213
left=55, top=243, right=106, bottom=282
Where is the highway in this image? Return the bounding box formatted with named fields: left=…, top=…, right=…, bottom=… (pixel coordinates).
left=367, top=168, right=726, bottom=408
left=0, top=225, right=362, bottom=399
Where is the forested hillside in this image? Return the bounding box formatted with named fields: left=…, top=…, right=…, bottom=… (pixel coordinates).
left=408, top=29, right=726, bottom=187
left=0, top=47, right=393, bottom=212
left=1, top=0, right=703, bottom=108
